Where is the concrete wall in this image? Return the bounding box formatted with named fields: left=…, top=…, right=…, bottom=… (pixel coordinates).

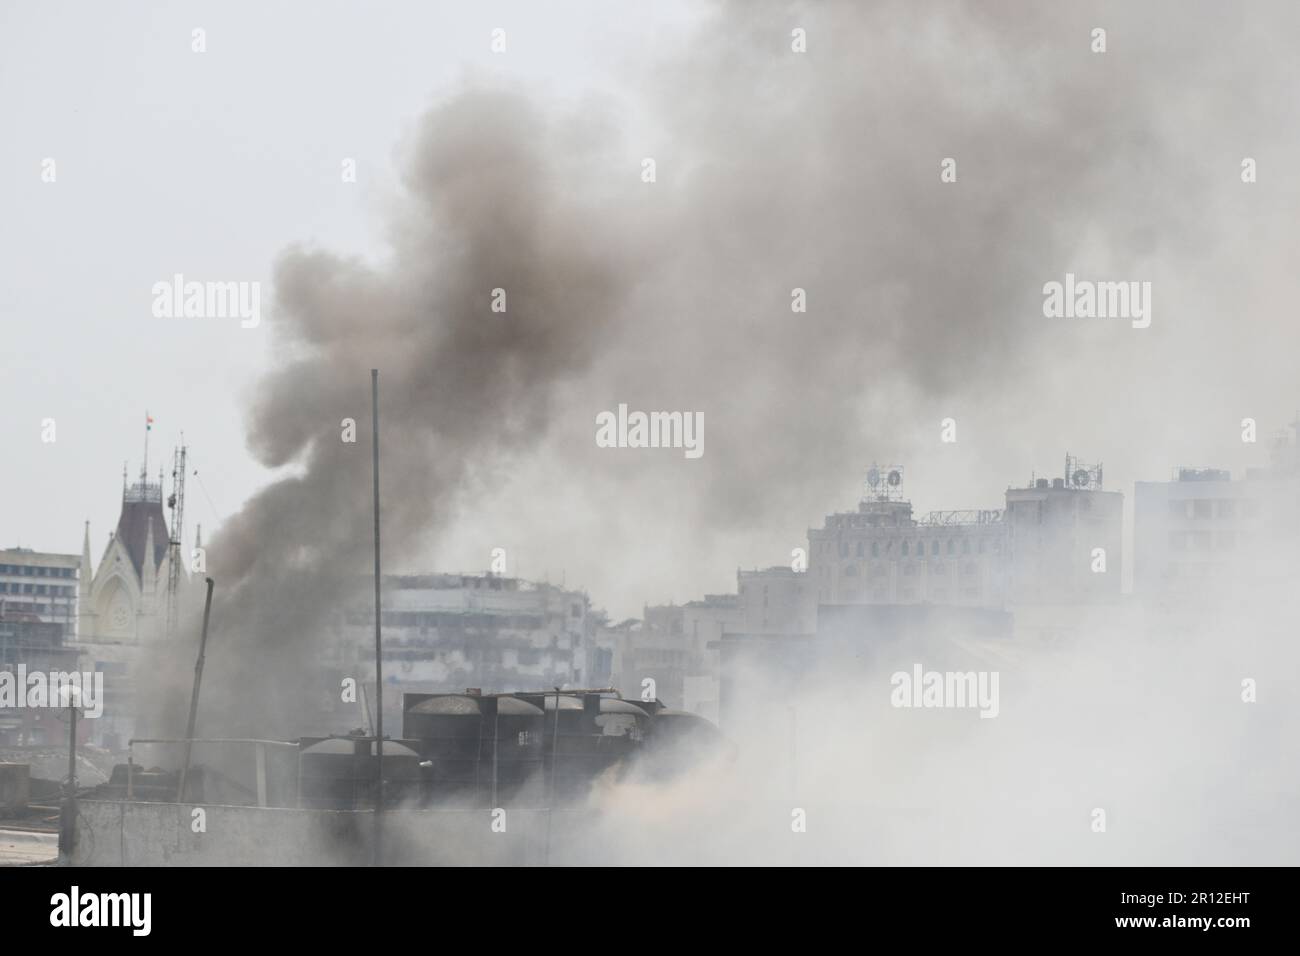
left=71, top=800, right=604, bottom=866
left=0, top=763, right=30, bottom=811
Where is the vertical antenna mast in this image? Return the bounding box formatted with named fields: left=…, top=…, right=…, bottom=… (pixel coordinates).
left=166, top=439, right=187, bottom=638
left=371, top=369, right=385, bottom=864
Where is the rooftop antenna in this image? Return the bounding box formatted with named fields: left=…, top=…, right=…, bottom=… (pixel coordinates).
left=141, top=411, right=153, bottom=483
left=370, top=369, right=385, bottom=865
left=166, top=437, right=188, bottom=638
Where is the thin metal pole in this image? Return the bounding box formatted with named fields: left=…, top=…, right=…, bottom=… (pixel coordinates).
left=59, top=698, right=77, bottom=861
left=544, top=687, right=561, bottom=865
left=371, top=369, right=384, bottom=865
left=549, top=688, right=561, bottom=802
left=492, top=705, right=499, bottom=808
left=177, top=577, right=214, bottom=803
left=68, top=704, right=77, bottom=792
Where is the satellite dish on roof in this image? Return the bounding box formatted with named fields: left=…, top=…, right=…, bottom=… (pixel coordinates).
left=1072, top=469, right=1089, bottom=487
left=866, top=468, right=881, bottom=488
left=887, top=470, right=902, bottom=487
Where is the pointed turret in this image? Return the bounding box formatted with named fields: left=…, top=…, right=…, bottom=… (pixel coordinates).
left=80, top=520, right=92, bottom=588
left=76, top=520, right=94, bottom=642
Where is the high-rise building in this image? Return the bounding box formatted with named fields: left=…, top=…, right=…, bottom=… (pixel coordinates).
left=0, top=548, right=80, bottom=635
left=0, top=548, right=81, bottom=745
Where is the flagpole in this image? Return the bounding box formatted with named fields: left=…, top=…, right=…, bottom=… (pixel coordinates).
left=142, top=411, right=150, bottom=482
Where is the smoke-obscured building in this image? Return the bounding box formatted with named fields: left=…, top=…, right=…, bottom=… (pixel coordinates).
left=1134, top=423, right=1300, bottom=603
left=737, top=567, right=814, bottom=635
left=809, top=499, right=1008, bottom=608
left=719, top=602, right=1015, bottom=730
left=807, top=459, right=1121, bottom=613
left=599, top=596, right=739, bottom=722
left=333, top=573, right=600, bottom=730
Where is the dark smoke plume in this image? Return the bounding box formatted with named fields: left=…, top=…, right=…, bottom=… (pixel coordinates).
left=144, top=87, right=634, bottom=736
left=140, top=0, right=1300, bottom=738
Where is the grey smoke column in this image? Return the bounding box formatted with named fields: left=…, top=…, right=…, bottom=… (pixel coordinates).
left=151, top=88, right=633, bottom=736
left=140, top=0, right=1300, bottom=733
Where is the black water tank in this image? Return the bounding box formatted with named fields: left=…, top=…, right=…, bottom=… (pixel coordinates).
left=297, top=737, right=421, bottom=810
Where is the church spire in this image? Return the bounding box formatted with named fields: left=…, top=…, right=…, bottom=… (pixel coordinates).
left=80, top=520, right=93, bottom=595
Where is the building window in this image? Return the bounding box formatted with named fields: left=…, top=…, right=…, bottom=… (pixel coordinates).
left=931, top=541, right=939, bottom=556
left=856, top=542, right=864, bottom=558
left=902, top=541, right=909, bottom=557
left=947, top=539, right=956, bottom=555
left=962, top=538, right=971, bottom=554
left=871, top=541, right=879, bottom=558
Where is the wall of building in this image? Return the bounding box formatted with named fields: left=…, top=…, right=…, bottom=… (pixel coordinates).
left=0, top=549, right=79, bottom=635
left=1130, top=461, right=1300, bottom=603
left=809, top=500, right=1008, bottom=608
left=72, top=800, right=611, bottom=866
left=330, top=574, right=598, bottom=732
left=1005, top=484, right=1123, bottom=605
left=0, top=550, right=82, bottom=745
left=737, top=568, right=813, bottom=635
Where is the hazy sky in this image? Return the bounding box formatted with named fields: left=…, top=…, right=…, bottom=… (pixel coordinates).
left=3, top=1, right=1298, bottom=620
left=0, top=0, right=695, bottom=586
